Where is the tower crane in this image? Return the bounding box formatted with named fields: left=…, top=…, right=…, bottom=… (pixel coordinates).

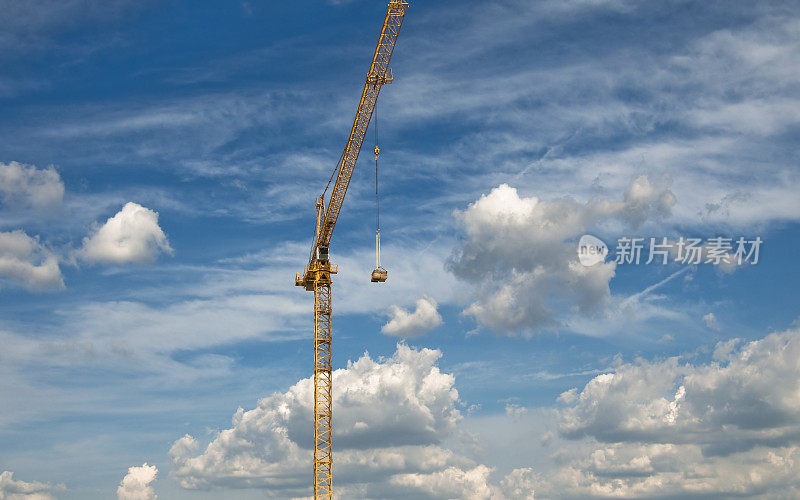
left=294, top=2, right=410, bottom=498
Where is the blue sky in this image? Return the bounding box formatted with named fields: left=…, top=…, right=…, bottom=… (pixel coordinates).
left=1, top=0, right=800, bottom=498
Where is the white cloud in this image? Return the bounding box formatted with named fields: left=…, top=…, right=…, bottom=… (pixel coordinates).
left=500, top=468, right=536, bottom=500
left=559, top=325, right=800, bottom=446
left=0, top=162, right=64, bottom=211
left=538, top=324, right=800, bottom=497
left=382, top=296, right=443, bottom=337
left=81, top=202, right=172, bottom=264
left=703, top=312, right=719, bottom=330
left=688, top=97, right=800, bottom=136
left=0, top=471, right=60, bottom=500
left=169, top=344, right=529, bottom=498
left=0, top=230, right=64, bottom=291
left=449, top=176, right=674, bottom=335
left=620, top=175, right=676, bottom=227
left=388, top=465, right=496, bottom=499
left=117, top=463, right=157, bottom=500
left=505, top=404, right=528, bottom=419
left=537, top=442, right=800, bottom=499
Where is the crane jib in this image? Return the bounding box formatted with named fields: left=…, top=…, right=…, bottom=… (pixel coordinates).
left=314, top=2, right=409, bottom=253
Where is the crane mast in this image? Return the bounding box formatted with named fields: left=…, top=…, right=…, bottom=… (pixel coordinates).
left=294, top=2, right=409, bottom=499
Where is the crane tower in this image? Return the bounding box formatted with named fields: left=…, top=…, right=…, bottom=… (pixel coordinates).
left=294, top=2, right=410, bottom=498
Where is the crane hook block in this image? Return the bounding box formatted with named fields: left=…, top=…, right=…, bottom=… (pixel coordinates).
left=371, top=267, right=388, bottom=282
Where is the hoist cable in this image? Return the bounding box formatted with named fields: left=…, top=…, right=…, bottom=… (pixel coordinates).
left=375, top=105, right=380, bottom=233
left=374, top=105, right=382, bottom=269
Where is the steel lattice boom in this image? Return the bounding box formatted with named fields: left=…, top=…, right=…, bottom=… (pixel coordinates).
left=294, top=2, right=409, bottom=499
left=316, top=1, right=409, bottom=252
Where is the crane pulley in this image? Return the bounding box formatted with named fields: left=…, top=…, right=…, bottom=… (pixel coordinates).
left=293, top=2, right=409, bottom=499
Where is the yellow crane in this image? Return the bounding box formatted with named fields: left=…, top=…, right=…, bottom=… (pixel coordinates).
left=294, top=2, right=410, bottom=498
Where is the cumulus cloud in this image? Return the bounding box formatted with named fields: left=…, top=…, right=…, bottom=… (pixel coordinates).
left=389, top=465, right=496, bottom=499
left=81, top=202, right=172, bottom=264
left=500, top=468, right=536, bottom=500
left=0, top=162, right=64, bottom=211
left=0, top=471, right=60, bottom=500
left=382, top=296, right=443, bottom=337
left=169, top=344, right=530, bottom=498
left=117, top=463, right=158, bottom=500
left=537, top=442, right=800, bottom=499
left=0, top=230, right=64, bottom=291
left=449, top=175, right=674, bottom=334
left=558, top=325, right=800, bottom=447
left=538, top=324, right=800, bottom=497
